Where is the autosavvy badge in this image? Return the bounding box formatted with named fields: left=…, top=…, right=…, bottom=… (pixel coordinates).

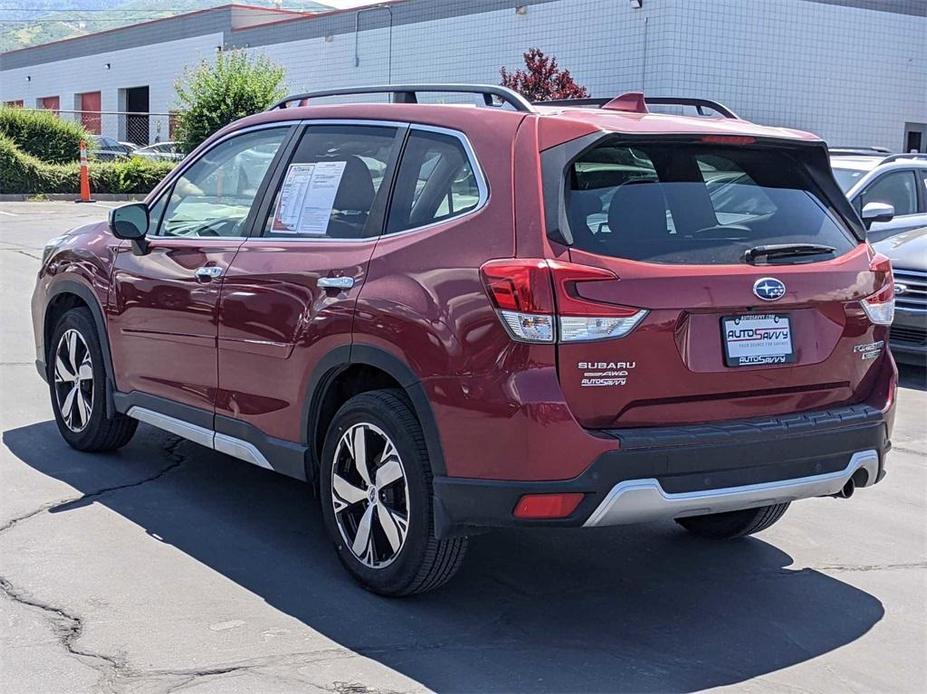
left=578, top=360, right=636, bottom=388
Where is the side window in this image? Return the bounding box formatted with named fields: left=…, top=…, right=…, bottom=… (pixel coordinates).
left=264, top=125, right=398, bottom=239
left=860, top=171, right=918, bottom=216
left=386, top=129, right=483, bottom=235
left=156, top=128, right=288, bottom=238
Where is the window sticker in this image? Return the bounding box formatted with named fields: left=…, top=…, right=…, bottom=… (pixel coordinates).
left=271, top=161, right=347, bottom=235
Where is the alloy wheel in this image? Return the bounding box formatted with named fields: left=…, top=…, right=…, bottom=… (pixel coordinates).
left=53, top=328, right=94, bottom=433
left=331, top=422, right=410, bottom=569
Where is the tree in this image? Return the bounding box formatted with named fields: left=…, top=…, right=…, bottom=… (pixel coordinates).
left=500, top=48, right=589, bottom=102
left=174, top=51, right=286, bottom=153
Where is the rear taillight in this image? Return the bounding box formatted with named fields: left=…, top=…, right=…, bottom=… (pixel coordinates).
left=480, top=259, right=648, bottom=343
left=861, top=253, right=895, bottom=326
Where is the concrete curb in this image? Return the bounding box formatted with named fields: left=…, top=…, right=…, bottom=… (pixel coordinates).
left=0, top=194, right=144, bottom=202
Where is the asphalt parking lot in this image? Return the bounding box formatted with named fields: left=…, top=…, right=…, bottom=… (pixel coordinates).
left=1, top=200, right=925, bottom=694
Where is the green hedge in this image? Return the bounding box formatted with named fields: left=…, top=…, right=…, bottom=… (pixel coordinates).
left=0, top=106, right=90, bottom=164
left=0, top=134, right=174, bottom=195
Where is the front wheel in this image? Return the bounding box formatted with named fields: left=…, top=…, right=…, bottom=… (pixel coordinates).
left=675, top=503, right=790, bottom=539
left=319, top=390, right=468, bottom=596
left=48, top=308, right=137, bottom=451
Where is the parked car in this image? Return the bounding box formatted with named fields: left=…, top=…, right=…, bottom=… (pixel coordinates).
left=873, top=226, right=927, bottom=366
left=829, top=150, right=927, bottom=242
left=33, top=85, right=897, bottom=596
left=89, top=135, right=136, bottom=162
left=134, top=141, right=184, bottom=162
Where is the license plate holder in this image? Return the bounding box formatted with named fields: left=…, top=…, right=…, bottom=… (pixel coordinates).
left=722, top=313, right=795, bottom=367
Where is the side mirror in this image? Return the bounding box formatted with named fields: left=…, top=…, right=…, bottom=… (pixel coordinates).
left=861, top=201, right=894, bottom=230
left=109, top=203, right=150, bottom=255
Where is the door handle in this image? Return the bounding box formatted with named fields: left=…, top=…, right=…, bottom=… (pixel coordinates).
left=318, top=276, right=355, bottom=290
left=194, top=266, right=224, bottom=282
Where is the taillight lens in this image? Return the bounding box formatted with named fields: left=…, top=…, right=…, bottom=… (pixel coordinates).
left=481, top=259, right=555, bottom=343
left=861, top=253, right=895, bottom=326
left=480, top=259, right=648, bottom=343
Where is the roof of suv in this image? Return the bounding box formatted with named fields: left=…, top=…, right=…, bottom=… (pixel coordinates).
left=224, top=86, right=822, bottom=152
left=830, top=153, right=927, bottom=171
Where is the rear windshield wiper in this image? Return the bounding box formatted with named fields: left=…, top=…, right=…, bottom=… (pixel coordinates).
left=744, top=243, right=836, bottom=265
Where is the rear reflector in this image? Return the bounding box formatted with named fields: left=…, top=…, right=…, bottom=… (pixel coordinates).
left=513, top=493, right=585, bottom=519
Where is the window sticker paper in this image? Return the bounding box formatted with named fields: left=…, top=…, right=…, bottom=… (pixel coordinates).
left=271, top=161, right=347, bottom=235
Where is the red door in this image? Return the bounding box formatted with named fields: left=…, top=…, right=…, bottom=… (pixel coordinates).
left=108, top=126, right=292, bottom=414
left=216, top=123, right=403, bottom=444
left=78, top=91, right=101, bottom=134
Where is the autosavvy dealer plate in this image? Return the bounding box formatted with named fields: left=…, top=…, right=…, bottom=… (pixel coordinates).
left=722, top=313, right=795, bottom=367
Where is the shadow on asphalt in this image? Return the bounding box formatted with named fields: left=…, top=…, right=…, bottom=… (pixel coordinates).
left=4, top=421, right=885, bottom=693
left=898, top=364, right=926, bottom=392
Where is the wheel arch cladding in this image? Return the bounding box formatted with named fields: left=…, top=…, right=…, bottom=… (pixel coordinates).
left=45, top=281, right=117, bottom=415
left=305, top=345, right=447, bottom=482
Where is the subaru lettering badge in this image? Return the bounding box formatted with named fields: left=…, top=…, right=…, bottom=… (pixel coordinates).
left=753, top=277, right=786, bottom=301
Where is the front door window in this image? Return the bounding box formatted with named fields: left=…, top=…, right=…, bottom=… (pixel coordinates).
left=156, top=128, right=289, bottom=238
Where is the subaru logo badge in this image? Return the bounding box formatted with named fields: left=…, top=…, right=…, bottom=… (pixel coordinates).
left=753, top=277, right=786, bottom=301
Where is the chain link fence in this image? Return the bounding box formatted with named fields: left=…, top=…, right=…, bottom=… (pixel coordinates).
left=30, top=109, right=178, bottom=157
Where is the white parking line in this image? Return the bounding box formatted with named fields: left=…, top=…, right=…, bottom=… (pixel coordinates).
left=0, top=210, right=19, bottom=216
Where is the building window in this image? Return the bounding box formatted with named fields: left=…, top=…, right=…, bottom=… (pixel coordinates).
left=38, top=96, right=60, bottom=114
left=3, top=100, right=24, bottom=108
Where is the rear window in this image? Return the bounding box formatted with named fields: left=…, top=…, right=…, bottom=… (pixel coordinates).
left=565, top=141, right=857, bottom=264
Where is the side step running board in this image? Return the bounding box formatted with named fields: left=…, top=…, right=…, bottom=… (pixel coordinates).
left=127, top=406, right=274, bottom=471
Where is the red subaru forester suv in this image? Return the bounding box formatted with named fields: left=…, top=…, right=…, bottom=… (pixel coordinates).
left=32, top=85, right=897, bottom=595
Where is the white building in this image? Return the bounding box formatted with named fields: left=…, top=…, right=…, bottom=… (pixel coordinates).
left=1, top=0, right=925, bottom=151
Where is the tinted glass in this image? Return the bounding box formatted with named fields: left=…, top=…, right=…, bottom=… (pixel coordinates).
left=861, top=171, right=918, bottom=216
left=832, top=166, right=865, bottom=192
left=263, top=125, right=397, bottom=239
left=566, top=142, right=856, bottom=265
left=156, top=128, right=287, bottom=238
left=386, top=130, right=482, bottom=234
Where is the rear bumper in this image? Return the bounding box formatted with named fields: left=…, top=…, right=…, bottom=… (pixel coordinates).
left=432, top=403, right=892, bottom=537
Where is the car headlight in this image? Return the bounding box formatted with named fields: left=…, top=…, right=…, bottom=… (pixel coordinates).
left=41, top=235, right=68, bottom=266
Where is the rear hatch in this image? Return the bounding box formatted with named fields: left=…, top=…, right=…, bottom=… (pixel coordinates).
left=548, top=137, right=893, bottom=428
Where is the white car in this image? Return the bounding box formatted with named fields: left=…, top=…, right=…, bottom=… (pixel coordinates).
left=134, top=141, right=184, bottom=162
left=829, top=149, right=927, bottom=242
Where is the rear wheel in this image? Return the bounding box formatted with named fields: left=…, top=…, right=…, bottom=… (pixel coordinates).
left=48, top=308, right=137, bottom=451
left=319, top=390, right=468, bottom=596
left=675, top=503, right=790, bottom=539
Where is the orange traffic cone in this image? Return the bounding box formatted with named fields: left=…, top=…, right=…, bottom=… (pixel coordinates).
left=75, top=139, right=94, bottom=203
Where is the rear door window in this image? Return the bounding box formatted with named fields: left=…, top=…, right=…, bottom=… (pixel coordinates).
left=565, top=141, right=857, bottom=264
left=263, top=124, right=400, bottom=239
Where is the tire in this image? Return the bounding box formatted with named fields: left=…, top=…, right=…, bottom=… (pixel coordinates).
left=48, top=307, right=137, bottom=452
left=675, top=503, right=790, bottom=539
left=319, top=389, right=468, bottom=596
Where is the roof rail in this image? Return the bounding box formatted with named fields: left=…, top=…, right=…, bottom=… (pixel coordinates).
left=268, top=84, right=535, bottom=113
left=537, top=94, right=739, bottom=119
left=880, top=153, right=927, bottom=164
left=829, top=146, right=892, bottom=155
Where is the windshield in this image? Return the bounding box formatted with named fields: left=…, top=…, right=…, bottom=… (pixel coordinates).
left=565, top=141, right=857, bottom=265
left=831, top=166, right=866, bottom=193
